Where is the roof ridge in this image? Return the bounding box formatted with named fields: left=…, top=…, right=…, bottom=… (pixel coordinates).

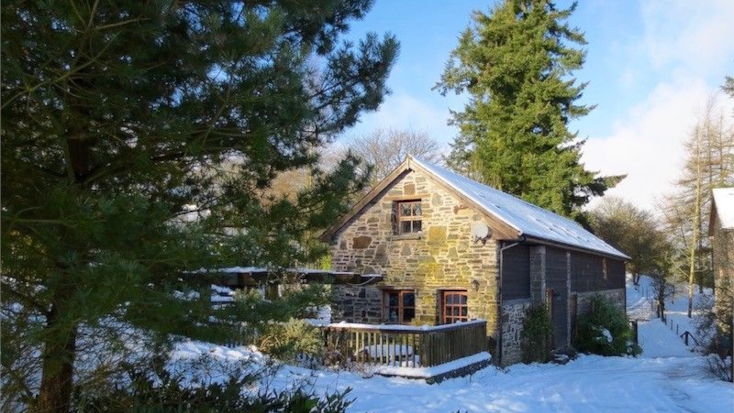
left=409, top=155, right=628, bottom=260
left=410, top=156, right=584, bottom=228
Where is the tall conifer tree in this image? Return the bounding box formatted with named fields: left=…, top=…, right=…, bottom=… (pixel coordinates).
left=1, top=1, right=398, bottom=411
left=437, top=0, right=622, bottom=224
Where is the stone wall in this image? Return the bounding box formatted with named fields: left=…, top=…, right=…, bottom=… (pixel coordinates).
left=328, top=169, right=500, bottom=335
left=330, top=285, right=383, bottom=324
left=325, top=166, right=629, bottom=366
left=575, top=288, right=626, bottom=315
left=500, top=299, right=533, bottom=365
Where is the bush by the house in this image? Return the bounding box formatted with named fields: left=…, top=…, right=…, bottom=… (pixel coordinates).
left=229, top=287, right=328, bottom=361
left=256, top=318, right=324, bottom=362
left=521, top=304, right=554, bottom=363
left=575, top=295, right=641, bottom=356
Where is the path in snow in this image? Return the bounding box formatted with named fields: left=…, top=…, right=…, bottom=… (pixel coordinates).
left=627, top=276, right=702, bottom=358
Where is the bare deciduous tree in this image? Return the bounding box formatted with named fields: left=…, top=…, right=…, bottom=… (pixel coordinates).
left=660, top=96, right=734, bottom=318
left=350, top=128, right=442, bottom=183
left=590, top=197, right=666, bottom=286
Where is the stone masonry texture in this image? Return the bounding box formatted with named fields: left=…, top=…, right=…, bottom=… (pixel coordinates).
left=328, top=169, right=500, bottom=339
left=326, top=168, right=627, bottom=366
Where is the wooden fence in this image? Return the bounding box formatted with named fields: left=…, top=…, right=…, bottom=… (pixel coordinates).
left=318, top=320, right=488, bottom=368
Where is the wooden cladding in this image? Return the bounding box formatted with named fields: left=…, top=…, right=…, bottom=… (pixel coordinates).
left=501, top=244, right=531, bottom=300
left=606, top=259, right=625, bottom=289
left=571, top=251, right=625, bottom=292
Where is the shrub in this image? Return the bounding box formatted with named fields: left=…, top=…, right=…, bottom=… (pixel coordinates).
left=256, top=319, right=324, bottom=361
left=706, top=354, right=733, bottom=382
left=520, top=304, right=554, bottom=363
left=576, top=295, right=641, bottom=356
left=71, top=356, right=353, bottom=413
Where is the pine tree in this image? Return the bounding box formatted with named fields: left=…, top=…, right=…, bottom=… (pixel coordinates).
left=436, top=0, right=622, bottom=224
left=0, top=1, right=398, bottom=411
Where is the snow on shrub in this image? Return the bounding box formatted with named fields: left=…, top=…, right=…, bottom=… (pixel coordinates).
left=575, top=295, right=641, bottom=357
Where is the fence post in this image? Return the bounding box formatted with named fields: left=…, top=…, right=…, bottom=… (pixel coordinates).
left=631, top=320, right=638, bottom=345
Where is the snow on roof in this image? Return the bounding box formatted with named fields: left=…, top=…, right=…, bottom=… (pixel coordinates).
left=712, top=187, right=734, bottom=229
left=410, top=157, right=629, bottom=259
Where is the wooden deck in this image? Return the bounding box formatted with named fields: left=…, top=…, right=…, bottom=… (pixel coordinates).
left=319, top=319, right=489, bottom=375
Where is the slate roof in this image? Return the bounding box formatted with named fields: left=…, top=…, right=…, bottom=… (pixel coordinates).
left=411, top=157, right=629, bottom=259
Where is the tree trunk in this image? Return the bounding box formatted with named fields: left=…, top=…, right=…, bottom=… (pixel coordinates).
left=34, top=308, right=77, bottom=413
left=688, top=137, right=702, bottom=318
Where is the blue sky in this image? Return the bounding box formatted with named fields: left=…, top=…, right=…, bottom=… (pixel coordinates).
left=339, top=0, right=734, bottom=211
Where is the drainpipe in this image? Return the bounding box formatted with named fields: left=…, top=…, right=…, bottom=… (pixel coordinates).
left=497, top=236, right=525, bottom=365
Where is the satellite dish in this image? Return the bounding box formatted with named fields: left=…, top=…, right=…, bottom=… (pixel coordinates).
left=470, top=222, right=492, bottom=242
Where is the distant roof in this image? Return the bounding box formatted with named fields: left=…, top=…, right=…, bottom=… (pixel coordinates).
left=712, top=188, right=734, bottom=229
left=410, top=157, right=629, bottom=260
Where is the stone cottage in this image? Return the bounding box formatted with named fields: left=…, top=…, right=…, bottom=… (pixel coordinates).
left=709, top=187, right=734, bottom=361
left=320, top=156, right=629, bottom=365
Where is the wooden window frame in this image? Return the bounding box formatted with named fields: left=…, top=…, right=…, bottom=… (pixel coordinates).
left=441, top=290, right=469, bottom=324
left=382, top=290, right=416, bottom=324
left=393, top=200, right=422, bottom=235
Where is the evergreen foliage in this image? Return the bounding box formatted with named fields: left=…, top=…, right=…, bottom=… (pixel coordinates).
left=575, top=295, right=641, bottom=357
left=232, top=289, right=325, bottom=360
left=436, top=0, right=622, bottom=224
left=70, top=356, right=353, bottom=413
left=0, top=1, right=398, bottom=411
left=520, top=304, right=554, bottom=364
left=724, top=73, right=734, bottom=98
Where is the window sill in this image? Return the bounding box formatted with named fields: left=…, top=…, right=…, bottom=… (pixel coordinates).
left=388, top=233, right=422, bottom=241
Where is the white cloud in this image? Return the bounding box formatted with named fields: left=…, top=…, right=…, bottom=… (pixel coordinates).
left=639, top=0, right=734, bottom=72
left=584, top=0, right=734, bottom=213
left=582, top=77, right=733, bottom=212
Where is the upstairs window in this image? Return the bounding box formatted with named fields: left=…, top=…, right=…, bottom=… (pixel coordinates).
left=393, top=200, right=422, bottom=235
left=441, top=290, right=469, bottom=324
left=383, top=290, right=416, bottom=324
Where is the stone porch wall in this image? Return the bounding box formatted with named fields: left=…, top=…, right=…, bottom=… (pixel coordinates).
left=328, top=169, right=499, bottom=335
left=500, top=299, right=533, bottom=365
left=331, top=284, right=383, bottom=324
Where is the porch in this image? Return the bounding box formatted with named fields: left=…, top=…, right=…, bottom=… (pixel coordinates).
left=318, top=319, right=491, bottom=382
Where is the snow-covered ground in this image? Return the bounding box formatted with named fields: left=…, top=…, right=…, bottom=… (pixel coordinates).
left=627, top=275, right=712, bottom=358
left=169, top=275, right=732, bottom=413
left=173, top=341, right=732, bottom=413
